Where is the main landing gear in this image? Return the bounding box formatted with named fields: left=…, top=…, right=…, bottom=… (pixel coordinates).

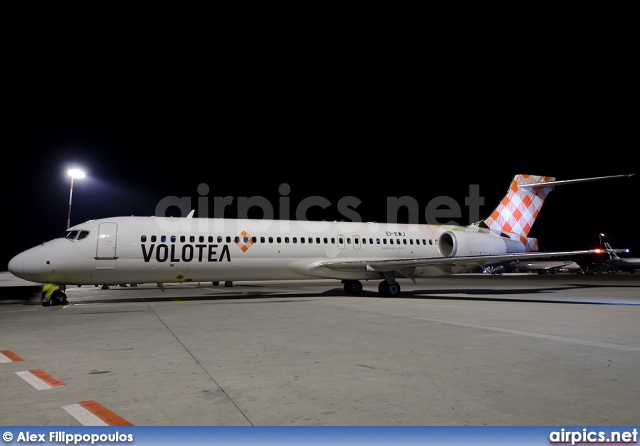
left=212, top=281, right=234, bottom=287
left=342, top=280, right=401, bottom=297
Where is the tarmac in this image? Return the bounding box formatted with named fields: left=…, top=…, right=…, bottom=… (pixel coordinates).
left=1, top=272, right=639, bottom=426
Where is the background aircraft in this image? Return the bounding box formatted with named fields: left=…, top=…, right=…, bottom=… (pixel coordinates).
left=590, top=242, right=640, bottom=274
left=508, top=260, right=583, bottom=274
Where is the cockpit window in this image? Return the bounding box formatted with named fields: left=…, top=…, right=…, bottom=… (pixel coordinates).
left=56, top=230, right=90, bottom=241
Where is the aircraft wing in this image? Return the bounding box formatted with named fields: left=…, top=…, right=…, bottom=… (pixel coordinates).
left=319, top=249, right=628, bottom=273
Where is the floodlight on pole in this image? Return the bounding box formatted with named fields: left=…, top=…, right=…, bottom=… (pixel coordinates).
left=599, top=233, right=605, bottom=248
left=66, top=169, right=85, bottom=229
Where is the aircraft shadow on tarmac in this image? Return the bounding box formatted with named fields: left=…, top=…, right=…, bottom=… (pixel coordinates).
left=394, top=284, right=640, bottom=306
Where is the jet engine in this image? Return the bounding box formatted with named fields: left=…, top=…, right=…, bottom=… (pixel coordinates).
left=438, top=230, right=525, bottom=257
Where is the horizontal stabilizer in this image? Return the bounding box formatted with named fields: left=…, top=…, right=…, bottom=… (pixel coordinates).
left=519, top=173, right=634, bottom=190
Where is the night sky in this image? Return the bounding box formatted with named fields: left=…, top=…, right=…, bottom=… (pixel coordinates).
left=3, top=6, right=637, bottom=272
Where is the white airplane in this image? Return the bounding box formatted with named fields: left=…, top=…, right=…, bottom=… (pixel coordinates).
left=508, top=260, right=583, bottom=274
left=597, top=242, right=640, bottom=274
left=8, top=173, right=633, bottom=297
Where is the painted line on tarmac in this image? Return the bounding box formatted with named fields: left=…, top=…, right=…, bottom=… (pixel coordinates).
left=0, top=350, right=24, bottom=362
left=15, top=369, right=66, bottom=389
left=63, top=400, right=133, bottom=426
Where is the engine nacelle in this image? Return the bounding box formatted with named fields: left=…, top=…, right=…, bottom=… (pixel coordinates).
left=438, top=230, right=525, bottom=257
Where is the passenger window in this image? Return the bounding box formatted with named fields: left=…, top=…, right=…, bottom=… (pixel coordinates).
left=171, top=235, right=176, bottom=242
left=141, top=235, right=147, bottom=242
left=151, top=235, right=157, bottom=242
left=180, top=236, right=186, bottom=242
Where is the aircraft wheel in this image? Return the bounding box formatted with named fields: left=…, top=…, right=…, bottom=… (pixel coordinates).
left=378, top=281, right=401, bottom=297
left=343, top=280, right=363, bottom=295
left=224, top=281, right=233, bottom=287
left=50, top=290, right=67, bottom=306
left=212, top=281, right=219, bottom=286
left=387, top=282, right=401, bottom=296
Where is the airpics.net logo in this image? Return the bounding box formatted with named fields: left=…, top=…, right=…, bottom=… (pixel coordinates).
left=549, top=428, right=638, bottom=445
left=152, top=182, right=487, bottom=232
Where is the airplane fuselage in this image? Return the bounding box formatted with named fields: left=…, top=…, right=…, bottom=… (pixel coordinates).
left=8, top=216, right=519, bottom=286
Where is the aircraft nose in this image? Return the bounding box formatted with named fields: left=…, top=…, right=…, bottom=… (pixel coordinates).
left=8, top=253, right=26, bottom=277
left=8, top=244, right=60, bottom=282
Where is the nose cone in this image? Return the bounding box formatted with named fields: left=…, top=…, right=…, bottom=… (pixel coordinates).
left=8, top=245, right=52, bottom=282
left=8, top=252, right=25, bottom=277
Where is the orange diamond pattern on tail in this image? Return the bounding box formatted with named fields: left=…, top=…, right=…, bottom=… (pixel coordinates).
left=483, top=174, right=554, bottom=240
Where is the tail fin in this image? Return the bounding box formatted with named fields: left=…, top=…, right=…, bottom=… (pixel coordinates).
left=477, top=173, right=635, bottom=252
left=477, top=174, right=554, bottom=251
left=603, top=242, right=620, bottom=260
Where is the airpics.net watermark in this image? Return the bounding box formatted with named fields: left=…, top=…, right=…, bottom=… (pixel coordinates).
left=152, top=183, right=487, bottom=233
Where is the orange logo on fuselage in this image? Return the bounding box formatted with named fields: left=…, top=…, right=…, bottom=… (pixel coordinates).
left=235, top=231, right=254, bottom=252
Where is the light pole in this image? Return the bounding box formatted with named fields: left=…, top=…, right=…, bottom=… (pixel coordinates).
left=66, top=169, right=85, bottom=229
left=599, top=233, right=605, bottom=248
